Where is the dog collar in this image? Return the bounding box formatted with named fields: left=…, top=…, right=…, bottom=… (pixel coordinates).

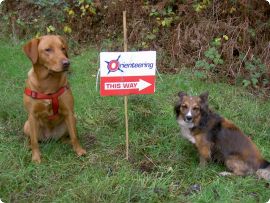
left=24, top=86, right=69, bottom=120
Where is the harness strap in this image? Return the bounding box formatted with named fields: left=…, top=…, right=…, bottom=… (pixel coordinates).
left=24, top=86, right=69, bottom=120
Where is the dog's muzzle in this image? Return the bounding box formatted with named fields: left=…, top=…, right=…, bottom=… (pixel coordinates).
left=62, top=59, right=70, bottom=71
left=184, top=115, right=193, bottom=123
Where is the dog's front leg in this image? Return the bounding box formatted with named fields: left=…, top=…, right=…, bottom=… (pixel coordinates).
left=199, top=155, right=208, bottom=167
left=194, top=133, right=211, bottom=167
left=65, top=113, right=86, bottom=156
left=28, top=115, right=41, bottom=163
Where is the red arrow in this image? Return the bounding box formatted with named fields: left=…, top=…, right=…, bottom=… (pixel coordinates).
left=104, top=79, right=152, bottom=91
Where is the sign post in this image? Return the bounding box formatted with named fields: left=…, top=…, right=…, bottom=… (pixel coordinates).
left=99, top=11, right=156, bottom=160
left=123, top=11, right=129, bottom=160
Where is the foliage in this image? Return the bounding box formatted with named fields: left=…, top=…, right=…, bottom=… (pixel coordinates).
left=195, top=38, right=224, bottom=79
left=62, top=0, right=97, bottom=37
left=241, top=55, right=269, bottom=88
left=150, top=5, right=179, bottom=28
left=0, top=0, right=97, bottom=39
left=0, top=0, right=269, bottom=95
left=193, top=0, right=211, bottom=12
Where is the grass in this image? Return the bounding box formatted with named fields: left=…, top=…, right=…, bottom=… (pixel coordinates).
left=0, top=39, right=270, bottom=203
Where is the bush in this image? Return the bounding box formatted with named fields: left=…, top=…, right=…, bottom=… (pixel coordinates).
left=0, top=0, right=269, bottom=94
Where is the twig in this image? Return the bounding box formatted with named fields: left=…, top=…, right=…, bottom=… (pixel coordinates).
left=228, top=63, right=235, bottom=78
left=198, top=47, right=203, bottom=60
left=240, top=46, right=250, bottom=70
left=262, top=42, right=270, bottom=64
left=11, top=16, right=18, bottom=45
left=144, top=154, right=157, bottom=167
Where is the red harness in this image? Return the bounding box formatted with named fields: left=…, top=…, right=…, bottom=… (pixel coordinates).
left=24, top=86, right=69, bottom=120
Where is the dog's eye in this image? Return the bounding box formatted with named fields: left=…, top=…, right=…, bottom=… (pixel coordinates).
left=45, top=48, right=52, bottom=52
left=61, top=47, right=66, bottom=51
left=181, top=104, right=187, bottom=109
left=193, top=107, right=200, bottom=111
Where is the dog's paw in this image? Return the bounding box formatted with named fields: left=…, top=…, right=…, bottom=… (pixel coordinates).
left=189, top=137, right=196, bottom=144
left=75, top=147, right=86, bottom=156
left=256, top=169, right=270, bottom=181
left=219, top=171, right=233, bottom=176
left=199, top=162, right=206, bottom=168
left=199, top=157, right=207, bottom=168
left=32, top=152, right=41, bottom=164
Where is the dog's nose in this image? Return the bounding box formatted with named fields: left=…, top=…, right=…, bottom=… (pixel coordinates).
left=185, top=115, right=192, bottom=122
left=62, top=59, right=70, bottom=70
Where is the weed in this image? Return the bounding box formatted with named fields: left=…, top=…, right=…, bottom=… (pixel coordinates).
left=240, top=55, right=269, bottom=88
left=195, top=38, right=224, bottom=79
left=193, top=0, right=211, bottom=12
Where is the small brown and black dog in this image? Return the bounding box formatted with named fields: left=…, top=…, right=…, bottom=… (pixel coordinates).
left=23, top=35, right=86, bottom=163
left=175, top=91, right=270, bottom=180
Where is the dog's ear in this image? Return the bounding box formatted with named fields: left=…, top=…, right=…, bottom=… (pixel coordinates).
left=199, top=92, right=209, bottom=112
left=178, top=91, right=187, bottom=99
left=174, top=102, right=181, bottom=117
left=178, top=91, right=187, bottom=104
left=199, top=92, right=209, bottom=103
left=58, top=36, right=68, bottom=57
left=23, top=38, right=40, bottom=64
left=175, top=91, right=186, bottom=116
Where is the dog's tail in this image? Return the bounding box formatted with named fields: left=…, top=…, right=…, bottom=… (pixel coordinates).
left=256, top=159, right=270, bottom=180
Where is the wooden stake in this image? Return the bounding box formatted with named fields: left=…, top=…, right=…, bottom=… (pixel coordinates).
left=123, top=11, right=129, bottom=160
left=123, top=11, right=128, bottom=52
left=124, top=95, right=128, bottom=160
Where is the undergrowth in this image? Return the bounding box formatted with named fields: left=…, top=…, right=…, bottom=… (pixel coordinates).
left=0, top=0, right=269, bottom=95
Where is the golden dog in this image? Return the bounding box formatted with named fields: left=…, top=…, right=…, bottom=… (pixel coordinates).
left=23, top=35, right=86, bottom=163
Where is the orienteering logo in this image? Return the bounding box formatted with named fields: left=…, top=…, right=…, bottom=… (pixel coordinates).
left=105, top=55, right=123, bottom=74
